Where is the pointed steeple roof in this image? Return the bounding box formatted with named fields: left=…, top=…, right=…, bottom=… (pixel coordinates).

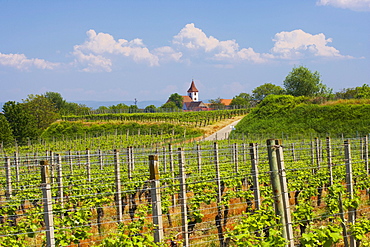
left=187, top=80, right=199, bottom=93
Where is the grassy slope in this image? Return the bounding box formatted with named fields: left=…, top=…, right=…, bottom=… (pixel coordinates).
left=234, top=96, right=370, bottom=138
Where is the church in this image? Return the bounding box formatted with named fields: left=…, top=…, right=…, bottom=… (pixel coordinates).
left=182, top=80, right=209, bottom=111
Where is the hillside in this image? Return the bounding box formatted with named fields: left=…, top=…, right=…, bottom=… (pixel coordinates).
left=234, top=95, right=370, bottom=139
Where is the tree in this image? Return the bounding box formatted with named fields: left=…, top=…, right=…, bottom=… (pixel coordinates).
left=128, top=105, right=139, bottom=113
left=252, top=83, right=285, bottom=101
left=23, top=94, right=59, bottom=130
left=109, top=103, right=129, bottom=112
left=2, top=101, right=38, bottom=144
left=230, top=93, right=252, bottom=107
left=283, top=66, right=331, bottom=97
left=160, top=101, right=179, bottom=111
left=44, top=92, right=66, bottom=112
left=335, top=84, right=370, bottom=100
left=209, top=97, right=226, bottom=109
left=63, top=102, right=91, bottom=115
left=144, top=105, right=157, bottom=113
left=0, top=114, right=13, bottom=146
left=167, top=93, right=183, bottom=109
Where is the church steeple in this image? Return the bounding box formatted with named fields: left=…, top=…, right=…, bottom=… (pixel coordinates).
left=187, top=80, right=199, bottom=102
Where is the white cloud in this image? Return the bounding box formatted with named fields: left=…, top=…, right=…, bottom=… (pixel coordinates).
left=153, top=46, right=183, bottom=62
left=0, top=52, right=59, bottom=70
left=72, top=50, right=112, bottom=72
left=270, top=29, right=353, bottom=59
left=73, top=29, right=160, bottom=72
left=317, top=0, right=370, bottom=11
left=172, top=23, right=269, bottom=63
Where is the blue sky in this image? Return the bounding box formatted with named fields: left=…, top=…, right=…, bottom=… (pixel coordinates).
left=0, top=0, right=369, bottom=105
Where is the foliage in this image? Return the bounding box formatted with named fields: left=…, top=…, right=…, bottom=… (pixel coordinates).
left=209, top=97, right=226, bottom=109
left=0, top=113, right=13, bottom=146
left=2, top=101, right=39, bottom=144
left=98, top=205, right=160, bottom=247
left=61, top=102, right=92, bottom=115
left=23, top=94, right=59, bottom=130
left=252, top=83, right=285, bottom=101
left=230, top=93, right=252, bottom=107
left=160, top=101, right=179, bottom=110
left=144, top=105, right=157, bottom=113
left=335, top=84, right=370, bottom=99
left=164, top=93, right=183, bottom=109
left=41, top=121, right=201, bottom=140
left=283, top=66, right=332, bottom=97
left=44, top=91, right=67, bottom=112
left=225, top=208, right=286, bottom=246
left=234, top=94, right=370, bottom=138
left=300, top=224, right=342, bottom=247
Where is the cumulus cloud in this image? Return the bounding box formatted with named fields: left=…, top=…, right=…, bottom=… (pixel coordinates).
left=172, top=23, right=269, bottom=64
left=72, top=50, right=112, bottom=72
left=0, top=52, right=59, bottom=70
left=73, top=29, right=160, bottom=72
left=153, top=46, right=182, bottom=62
left=317, top=0, right=370, bottom=11
left=270, top=29, right=353, bottom=59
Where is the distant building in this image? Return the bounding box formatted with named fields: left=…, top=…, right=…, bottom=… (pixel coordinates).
left=220, top=99, right=232, bottom=106
left=187, top=80, right=199, bottom=102
left=182, top=80, right=209, bottom=111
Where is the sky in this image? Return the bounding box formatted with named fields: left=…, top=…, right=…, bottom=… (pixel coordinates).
left=0, top=0, right=369, bottom=106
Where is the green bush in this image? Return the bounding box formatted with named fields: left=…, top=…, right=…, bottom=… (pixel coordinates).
left=235, top=95, right=370, bottom=138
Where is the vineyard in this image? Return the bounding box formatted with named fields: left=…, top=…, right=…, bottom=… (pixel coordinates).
left=1, top=136, right=370, bottom=246
left=61, top=109, right=248, bottom=127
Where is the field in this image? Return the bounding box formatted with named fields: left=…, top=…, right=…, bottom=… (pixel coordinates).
left=1, top=134, right=370, bottom=246
left=1, top=104, right=370, bottom=246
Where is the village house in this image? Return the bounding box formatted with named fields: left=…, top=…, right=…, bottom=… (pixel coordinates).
left=182, top=80, right=208, bottom=111
left=181, top=80, right=233, bottom=111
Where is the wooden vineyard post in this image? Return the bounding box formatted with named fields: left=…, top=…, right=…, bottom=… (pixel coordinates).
left=149, top=155, right=164, bottom=243
left=178, top=148, right=189, bottom=246
left=233, top=143, right=239, bottom=173
left=275, top=139, right=294, bottom=247
left=310, top=141, right=315, bottom=174
left=162, top=146, right=167, bottom=173
left=249, top=143, right=261, bottom=211
left=364, top=136, right=369, bottom=175
left=169, top=144, right=176, bottom=207
left=214, top=142, right=225, bottom=246
left=127, top=147, right=132, bottom=179
left=326, top=137, right=334, bottom=187
left=114, top=149, right=123, bottom=223
left=98, top=149, right=103, bottom=170
left=130, top=146, right=135, bottom=171
left=291, top=143, right=297, bottom=162
left=267, top=139, right=294, bottom=247
left=56, top=154, right=64, bottom=209
left=86, top=149, right=91, bottom=183
left=14, top=152, right=19, bottom=182
left=5, top=156, right=12, bottom=199
left=40, top=160, right=55, bottom=247
left=242, top=143, right=247, bottom=164
left=315, top=137, right=321, bottom=170
left=196, top=144, right=202, bottom=174
left=49, top=151, right=54, bottom=183
left=344, top=140, right=356, bottom=247
left=68, top=150, right=73, bottom=175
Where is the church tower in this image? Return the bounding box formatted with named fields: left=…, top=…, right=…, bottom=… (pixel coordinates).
left=187, top=80, right=199, bottom=102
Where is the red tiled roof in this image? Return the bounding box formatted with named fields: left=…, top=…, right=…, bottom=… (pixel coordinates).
left=220, top=99, right=232, bottom=106
left=187, top=80, right=199, bottom=93
left=182, top=96, right=192, bottom=102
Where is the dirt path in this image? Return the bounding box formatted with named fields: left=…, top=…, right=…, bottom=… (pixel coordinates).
left=197, top=115, right=245, bottom=141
